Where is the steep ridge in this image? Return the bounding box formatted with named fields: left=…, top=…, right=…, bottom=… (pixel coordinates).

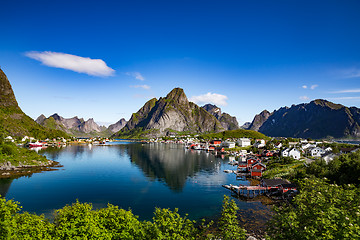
left=248, top=110, right=271, bottom=131
left=250, top=99, right=360, bottom=139
left=201, top=104, right=239, bottom=130
left=108, top=118, right=127, bottom=133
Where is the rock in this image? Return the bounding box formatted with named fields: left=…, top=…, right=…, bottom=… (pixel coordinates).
left=247, top=236, right=258, bottom=240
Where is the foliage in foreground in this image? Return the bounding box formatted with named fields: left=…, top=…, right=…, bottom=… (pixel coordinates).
left=0, top=196, right=246, bottom=240
left=267, top=178, right=360, bottom=240
left=300, top=150, right=360, bottom=186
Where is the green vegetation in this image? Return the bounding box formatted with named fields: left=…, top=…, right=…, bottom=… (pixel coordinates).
left=298, top=150, right=360, bottom=186
left=262, top=160, right=304, bottom=179
left=0, top=195, right=246, bottom=240
left=0, top=106, right=68, bottom=140
left=267, top=178, right=360, bottom=239
left=200, top=129, right=269, bottom=140
left=113, top=128, right=160, bottom=139
left=0, top=141, right=49, bottom=167
left=267, top=150, right=360, bottom=239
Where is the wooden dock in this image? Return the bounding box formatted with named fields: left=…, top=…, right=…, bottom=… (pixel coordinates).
left=222, top=184, right=268, bottom=198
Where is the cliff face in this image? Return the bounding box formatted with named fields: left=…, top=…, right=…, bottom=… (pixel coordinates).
left=108, top=118, right=127, bottom=133
left=0, top=68, right=19, bottom=108
left=201, top=104, right=239, bottom=130
left=115, top=88, right=224, bottom=138
left=248, top=110, right=271, bottom=131
left=250, top=99, right=360, bottom=139
left=0, top=68, right=67, bottom=138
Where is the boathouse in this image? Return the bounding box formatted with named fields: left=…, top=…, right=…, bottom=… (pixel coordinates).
left=260, top=179, right=290, bottom=191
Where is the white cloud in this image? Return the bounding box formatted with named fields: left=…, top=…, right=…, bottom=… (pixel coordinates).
left=299, top=96, right=309, bottom=101
left=310, top=84, right=318, bottom=90
left=130, top=85, right=150, bottom=90
left=125, top=72, right=145, bottom=81
left=25, top=51, right=115, bottom=77
left=189, top=92, right=228, bottom=106
left=329, top=96, right=360, bottom=100
left=330, top=89, right=360, bottom=94
left=302, top=85, right=308, bottom=89
left=337, top=67, right=360, bottom=78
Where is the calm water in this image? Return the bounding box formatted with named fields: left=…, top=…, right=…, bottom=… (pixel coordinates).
left=0, top=142, right=270, bottom=221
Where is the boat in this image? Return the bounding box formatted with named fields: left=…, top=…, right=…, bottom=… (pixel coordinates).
left=29, top=141, right=43, bottom=148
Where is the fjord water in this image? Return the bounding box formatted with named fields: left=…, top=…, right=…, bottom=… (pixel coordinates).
left=0, top=142, right=269, bottom=221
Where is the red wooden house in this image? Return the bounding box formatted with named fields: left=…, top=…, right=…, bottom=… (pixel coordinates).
left=210, top=140, right=222, bottom=146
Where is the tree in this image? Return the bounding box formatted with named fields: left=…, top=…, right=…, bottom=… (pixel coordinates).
left=267, top=178, right=360, bottom=239
left=217, top=195, right=246, bottom=240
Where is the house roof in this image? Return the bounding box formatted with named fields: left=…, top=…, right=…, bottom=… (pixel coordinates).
left=281, top=183, right=297, bottom=188
left=251, top=161, right=266, bottom=168
left=261, top=179, right=290, bottom=186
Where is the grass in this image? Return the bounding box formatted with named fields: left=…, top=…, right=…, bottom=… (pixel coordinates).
left=0, top=142, right=49, bottom=167
left=200, top=129, right=269, bottom=140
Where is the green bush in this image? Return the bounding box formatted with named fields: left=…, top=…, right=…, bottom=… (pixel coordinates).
left=1, top=144, right=16, bottom=156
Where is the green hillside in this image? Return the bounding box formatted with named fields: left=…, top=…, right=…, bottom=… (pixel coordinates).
left=200, top=128, right=269, bottom=140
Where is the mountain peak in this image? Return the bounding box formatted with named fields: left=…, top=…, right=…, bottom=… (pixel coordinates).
left=50, top=113, right=63, bottom=121
left=311, top=99, right=344, bottom=110
left=115, top=88, right=224, bottom=138
left=165, top=88, right=188, bottom=104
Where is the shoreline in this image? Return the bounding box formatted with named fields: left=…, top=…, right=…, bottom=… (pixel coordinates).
left=0, top=160, right=62, bottom=179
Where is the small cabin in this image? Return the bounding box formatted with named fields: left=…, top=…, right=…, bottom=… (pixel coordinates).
left=210, top=140, right=222, bottom=146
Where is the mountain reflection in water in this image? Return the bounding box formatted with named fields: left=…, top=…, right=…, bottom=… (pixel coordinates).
left=128, top=143, right=220, bottom=192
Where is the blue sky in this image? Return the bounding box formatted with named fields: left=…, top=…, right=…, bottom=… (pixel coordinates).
left=1, top=0, right=360, bottom=126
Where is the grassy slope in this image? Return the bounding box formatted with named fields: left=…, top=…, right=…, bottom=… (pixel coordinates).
left=200, top=128, right=269, bottom=140
left=0, top=142, right=49, bottom=166
left=0, top=106, right=68, bottom=139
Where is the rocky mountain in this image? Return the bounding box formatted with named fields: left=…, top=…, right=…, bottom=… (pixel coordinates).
left=248, top=110, right=271, bottom=131
left=240, top=122, right=251, bottom=129
left=36, top=113, right=109, bottom=137
left=108, top=118, right=127, bottom=133
left=201, top=104, right=239, bottom=130
left=250, top=99, right=360, bottom=139
left=114, top=88, right=224, bottom=138
left=0, top=68, right=67, bottom=138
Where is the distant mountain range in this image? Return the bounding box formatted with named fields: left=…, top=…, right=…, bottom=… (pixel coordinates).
left=113, top=88, right=230, bottom=138
left=0, top=68, right=67, bottom=138
left=36, top=114, right=127, bottom=137
left=247, top=99, right=360, bottom=139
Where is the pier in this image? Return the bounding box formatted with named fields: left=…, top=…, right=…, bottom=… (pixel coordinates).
left=222, top=184, right=268, bottom=198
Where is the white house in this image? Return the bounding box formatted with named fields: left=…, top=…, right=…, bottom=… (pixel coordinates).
left=5, top=136, right=14, bottom=142
left=302, top=143, right=316, bottom=150
left=221, top=141, right=236, bottom=149
left=281, top=148, right=290, bottom=157
left=282, top=148, right=301, bottom=159
left=237, top=138, right=251, bottom=147
left=289, top=148, right=301, bottom=159
left=254, top=139, right=266, bottom=148
left=325, top=147, right=333, bottom=152
left=309, top=147, right=326, bottom=157
left=322, top=153, right=337, bottom=164
left=274, top=142, right=282, bottom=149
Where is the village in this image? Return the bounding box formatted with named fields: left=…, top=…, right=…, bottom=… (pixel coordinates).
left=144, top=136, right=359, bottom=200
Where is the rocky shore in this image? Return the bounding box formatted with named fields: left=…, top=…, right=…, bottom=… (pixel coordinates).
left=0, top=160, right=62, bottom=178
